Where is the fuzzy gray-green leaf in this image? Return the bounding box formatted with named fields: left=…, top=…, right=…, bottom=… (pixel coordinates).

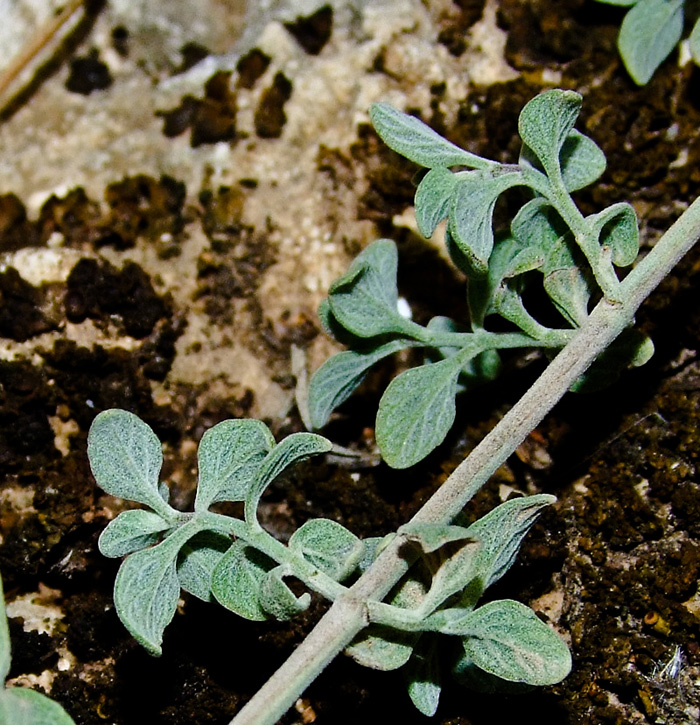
left=327, top=239, right=411, bottom=338
left=376, top=355, right=465, bottom=469
left=415, top=167, right=458, bottom=237
left=113, top=522, right=200, bottom=655
left=195, top=418, right=275, bottom=510
left=259, top=567, right=311, bottom=620
left=589, top=202, right=639, bottom=267
left=518, top=90, right=582, bottom=179
left=459, top=599, right=572, bottom=685
left=369, top=103, right=490, bottom=169
left=543, top=234, right=593, bottom=327
left=346, top=625, right=419, bottom=670
left=98, top=509, right=171, bottom=558
left=559, top=130, right=606, bottom=192
left=511, top=198, right=565, bottom=254
left=0, top=688, right=76, bottom=725
left=289, top=518, right=363, bottom=581
left=447, top=171, right=522, bottom=275
left=88, top=409, right=172, bottom=517
left=405, top=639, right=441, bottom=717
left=177, top=531, right=232, bottom=602
left=211, top=541, right=273, bottom=621
left=419, top=538, right=482, bottom=615
left=465, top=494, right=555, bottom=589
left=618, top=0, right=684, bottom=85
left=249, top=433, right=332, bottom=512
left=308, top=339, right=416, bottom=429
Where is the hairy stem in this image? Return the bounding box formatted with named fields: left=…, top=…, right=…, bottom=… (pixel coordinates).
left=230, top=196, right=700, bottom=725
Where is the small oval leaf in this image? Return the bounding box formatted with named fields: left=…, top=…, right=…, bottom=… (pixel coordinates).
left=98, top=509, right=171, bottom=558
left=259, top=567, right=311, bottom=620
left=465, top=494, right=555, bottom=589
left=177, top=531, right=232, bottom=602
left=376, top=355, right=465, bottom=469
left=369, top=103, right=491, bottom=169
left=618, top=0, right=684, bottom=85
left=250, top=433, right=332, bottom=510
left=289, top=518, right=363, bottom=581
left=415, top=167, right=458, bottom=237
left=308, top=339, right=415, bottom=429
left=559, top=130, right=606, bottom=192
left=346, top=625, right=419, bottom=671
left=459, top=599, right=572, bottom=686
left=211, top=541, right=274, bottom=621
left=327, top=239, right=412, bottom=338
left=447, top=172, right=522, bottom=275
left=195, top=418, right=275, bottom=510
left=518, top=90, right=582, bottom=178
left=588, top=202, right=639, bottom=267
left=88, top=409, right=172, bottom=517
left=113, top=523, right=201, bottom=655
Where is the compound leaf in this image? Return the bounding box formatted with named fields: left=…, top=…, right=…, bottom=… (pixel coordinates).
left=0, top=688, right=76, bottom=725
left=308, top=338, right=416, bottom=429
left=177, top=531, right=232, bottom=602
left=195, top=418, right=275, bottom=510
left=289, top=518, right=363, bottom=582
left=211, top=541, right=273, bottom=621
left=376, top=355, right=466, bottom=469
left=618, top=0, right=684, bottom=85
left=370, top=103, right=489, bottom=169
left=327, top=239, right=411, bottom=338
left=459, top=599, right=572, bottom=685
left=98, top=509, right=171, bottom=558
left=88, top=409, right=171, bottom=516
left=465, top=494, right=555, bottom=590
left=518, top=90, right=582, bottom=179
left=415, top=167, right=459, bottom=237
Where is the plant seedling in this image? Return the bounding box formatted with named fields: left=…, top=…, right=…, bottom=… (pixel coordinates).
left=88, top=408, right=570, bottom=715
left=309, top=89, right=651, bottom=467
left=85, top=88, right=700, bottom=724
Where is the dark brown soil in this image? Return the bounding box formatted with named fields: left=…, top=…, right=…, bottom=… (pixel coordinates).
left=2, top=1, right=700, bottom=724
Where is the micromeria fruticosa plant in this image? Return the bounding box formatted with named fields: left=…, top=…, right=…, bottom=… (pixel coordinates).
left=0, top=573, right=76, bottom=724
left=595, top=0, right=700, bottom=85
left=86, top=89, right=700, bottom=725
left=309, top=89, right=652, bottom=468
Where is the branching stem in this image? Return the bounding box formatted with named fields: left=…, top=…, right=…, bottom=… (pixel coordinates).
left=230, top=195, right=700, bottom=725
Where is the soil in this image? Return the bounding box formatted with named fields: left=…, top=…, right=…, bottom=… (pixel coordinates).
left=1, top=1, right=699, bottom=724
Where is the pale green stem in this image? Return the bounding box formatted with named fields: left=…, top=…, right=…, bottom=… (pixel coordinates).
left=527, top=172, right=621, bottom=302
left=230, top=196, right=700, bottom=725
